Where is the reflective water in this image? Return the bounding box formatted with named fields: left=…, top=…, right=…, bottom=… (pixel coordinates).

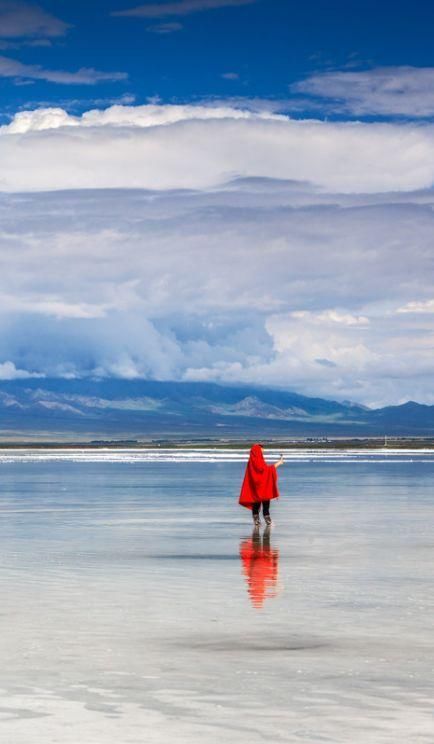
left=0, top=455, right=434, bottom=742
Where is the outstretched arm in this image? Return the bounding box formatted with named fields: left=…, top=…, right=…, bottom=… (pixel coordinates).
left=275, top=456, right=284, bottom=469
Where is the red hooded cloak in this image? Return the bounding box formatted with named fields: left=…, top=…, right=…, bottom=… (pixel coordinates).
left=239, top=444, right=280, bottom=509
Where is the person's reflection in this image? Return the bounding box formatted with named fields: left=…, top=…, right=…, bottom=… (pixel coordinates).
left=239, top=526, right=280, bottom=609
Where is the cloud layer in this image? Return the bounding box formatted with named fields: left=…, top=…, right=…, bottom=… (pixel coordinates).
left=1, top=173, right=434, bottom=405
left=0, top=102, right=433, bottom=405
left=2, top=104, right=434, bottom=192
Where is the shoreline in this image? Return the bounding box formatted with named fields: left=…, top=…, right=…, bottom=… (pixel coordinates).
left=0, top=437, right=434, bottom=450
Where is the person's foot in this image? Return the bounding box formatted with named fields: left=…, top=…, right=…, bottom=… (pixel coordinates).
left=264, top=515, right=272, bottom=526
left=253, top=515, right=261, bottom=527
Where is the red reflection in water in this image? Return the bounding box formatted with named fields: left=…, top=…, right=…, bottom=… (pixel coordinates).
left=240, top=527, right=279, bottom=609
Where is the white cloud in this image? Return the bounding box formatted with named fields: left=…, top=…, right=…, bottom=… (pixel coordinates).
left=292, top=66, right=434, bottom=118
left=0, top=55, right=128, bottom=85
left=0, top=0, right=69, bottom=39
left=0, top=361, right=43, bottom=380
left=396, top=299, right=434, bottom=314
left=113, top=0, right=256, bottom=19
left=1, top=103, right=434, bottom=193
left=266, top=311, right=375, bottom=366
left=2, top=102, right=279, bottom=133
left=0, top=293, right=108, bottom=318
left=183, top=305, right=434, bottom=406
left=291, top=310, right=370, bottom=326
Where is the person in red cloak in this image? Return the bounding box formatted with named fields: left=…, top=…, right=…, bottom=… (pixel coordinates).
left=239, top=444, right=284, bottom=526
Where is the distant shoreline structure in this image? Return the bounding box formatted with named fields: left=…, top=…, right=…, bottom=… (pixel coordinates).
left=0, top=436, right=433, bottom=450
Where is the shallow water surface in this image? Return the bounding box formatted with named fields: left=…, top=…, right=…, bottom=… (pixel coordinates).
left=0, top=453, right=433, bottom=742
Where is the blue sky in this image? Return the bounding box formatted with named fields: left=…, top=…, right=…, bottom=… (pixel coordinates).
left=3, top=0, right=434, bottom=117
left=1, top=0, right=434, bottom=407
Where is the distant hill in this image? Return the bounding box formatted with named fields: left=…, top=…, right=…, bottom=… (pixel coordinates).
left=0, top=378, right=433, bottom=440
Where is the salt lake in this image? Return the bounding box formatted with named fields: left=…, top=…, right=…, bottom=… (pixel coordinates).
left=0, top=449, right=433, bottom=742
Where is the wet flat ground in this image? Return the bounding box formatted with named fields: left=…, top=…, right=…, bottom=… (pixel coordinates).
left=0, top=452, right=433, bottom=742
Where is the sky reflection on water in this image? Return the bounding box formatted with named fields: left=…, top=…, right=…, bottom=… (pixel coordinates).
left=0, top=458, right=434, bottom=742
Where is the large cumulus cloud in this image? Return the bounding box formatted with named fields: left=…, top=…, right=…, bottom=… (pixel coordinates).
left=1, top=165, right=434, bottom=405
left=2, top=104, right=434, bottom=193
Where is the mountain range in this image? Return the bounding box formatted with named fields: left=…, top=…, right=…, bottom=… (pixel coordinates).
left=0, top=378, right=433, bottom=440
